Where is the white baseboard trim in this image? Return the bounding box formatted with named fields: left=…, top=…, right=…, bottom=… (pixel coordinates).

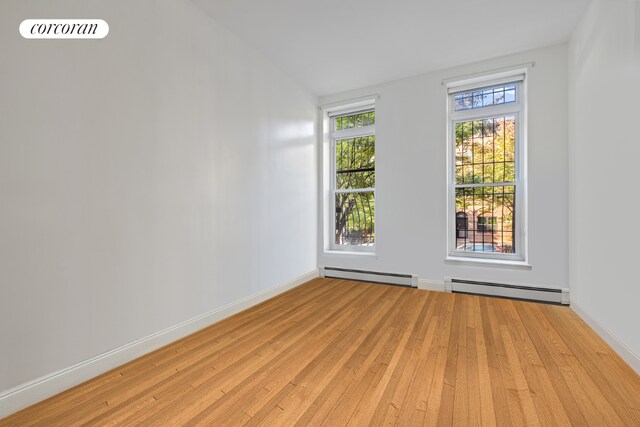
left=0, top=269, right=319, bottom=419
left=418, top=278, right=445, bottom=292
left=572, top=303, right=640, bottom=375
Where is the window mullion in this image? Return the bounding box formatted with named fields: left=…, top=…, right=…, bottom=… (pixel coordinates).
left=335, top=188, right=375, bottom=194
left=451, top=104, right=520, bottom=123
left=331, top=126, right=375, bottom=140
left=454, top=182, right=517, bottom=189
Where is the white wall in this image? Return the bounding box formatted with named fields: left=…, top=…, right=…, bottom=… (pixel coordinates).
left=319, top=44, right=569, bottom=290
left=569, top=0, right=640, bottom=366
left=0, top=0, right=317, bottom=394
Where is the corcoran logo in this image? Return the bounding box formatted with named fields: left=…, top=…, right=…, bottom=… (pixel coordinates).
left=19, top=19, right=109, bottom=39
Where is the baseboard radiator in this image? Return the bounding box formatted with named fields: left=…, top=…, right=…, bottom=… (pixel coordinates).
left=320, top=266, right=417, bottom=288
left=446, top=278, right=569, bottom=305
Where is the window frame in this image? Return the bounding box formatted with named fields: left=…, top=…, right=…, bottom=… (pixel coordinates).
left=329, top=105, right=376, bottom=252
left=447, top=76, right=527, bottom=262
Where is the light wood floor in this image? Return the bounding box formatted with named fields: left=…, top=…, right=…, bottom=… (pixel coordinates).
left=2, top=278, right=640, bottom=426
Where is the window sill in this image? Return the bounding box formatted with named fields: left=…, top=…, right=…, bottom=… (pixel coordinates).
left=323, top=250, right=377, bottom=258
left=445, top=256, right=532, bottom=270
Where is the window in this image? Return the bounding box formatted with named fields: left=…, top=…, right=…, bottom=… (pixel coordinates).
left=448, top=76, right=526, bottom=260
left=477, top=215, right=497, bottom=233
left=330, top=107, right=375, bottom=251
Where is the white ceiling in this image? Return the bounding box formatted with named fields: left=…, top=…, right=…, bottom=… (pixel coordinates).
left=193, top=0, right=591, bottom=96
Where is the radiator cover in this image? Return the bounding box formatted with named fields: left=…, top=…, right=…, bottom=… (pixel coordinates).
left=446, top=278, right=569, bottom=305
left=320, top=266, right=418, bottom=288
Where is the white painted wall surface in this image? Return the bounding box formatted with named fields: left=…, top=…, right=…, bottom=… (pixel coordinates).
left=0, top=0, right=317, bottom=393
left=569, top=0, right=640, bottom=361
left=318, top=44, right=569, bottom=290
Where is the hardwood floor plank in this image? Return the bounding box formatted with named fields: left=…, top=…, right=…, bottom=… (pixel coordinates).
left=114, top=281, right=371, bottom=426
left=269, top=292, right=406, bottom=425
left=193, top=286, right=393, bottom=426
left=423, top=293, right=456, bottom=425
left=385, top=298, right=441, bottom=426
left=44, top=280, right=358, bottom=426
left=220, top=284, right=396, bottom=426
left=435, top=296, right=462, bottom=426
left=291, top=287, right=419, bottom=426
left=7, top=278, right=336, bottom=426
left=348, top=291, right=436, bottom=426
left=546, top=305, right=640, bottom=418
left=471, top=296, right=497, bottom=427
left=515, top=302, right=587, bottom=425
left=503, top=301, right=571, bottom=426
left=2, top=279, right=639, bottom=427
left=453, top=296, right=471, bottom=426
left=478, top=298, right=511, bottom=427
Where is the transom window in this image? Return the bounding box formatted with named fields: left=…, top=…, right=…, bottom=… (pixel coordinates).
left=453, top=84, right=516, bottom=111
left=448, top=76, right=526, bottom=261
left=330, top=108, right=375, bottom=251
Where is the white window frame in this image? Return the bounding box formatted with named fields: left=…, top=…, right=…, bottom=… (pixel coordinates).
left=446, top=73, right=528, bottom=262
left=329, top=104, right=376, bottom=252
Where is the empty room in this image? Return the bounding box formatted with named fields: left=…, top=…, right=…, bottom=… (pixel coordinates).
left=1, top=0, right=639, bottom=425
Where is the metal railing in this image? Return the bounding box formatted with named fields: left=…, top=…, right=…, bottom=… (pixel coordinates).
left=335, top=191, right=375, bottom=246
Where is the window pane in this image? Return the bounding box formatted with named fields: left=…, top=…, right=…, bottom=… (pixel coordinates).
left=453, top=84, right=517, bottom=111
left=455, top=186, right=515, bottom=254
left=455, top=115, right=516, bottom=184
left=333, top=110, right=375, bottom=131
left=335, top=191, right=375, bottom=246
left=335, top=136, right=375, bottom=190
left=505, top=88, right=516, bottom=103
